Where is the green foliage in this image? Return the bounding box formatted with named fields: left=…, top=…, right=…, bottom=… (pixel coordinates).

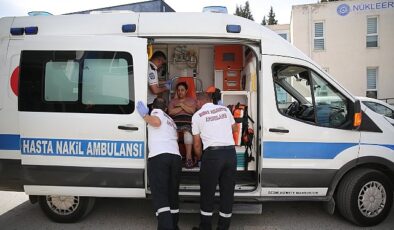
left=261, top=16, right=267, bottom=25
left=234, top=1, right=254, bottom=21
left=267, top=6, right=278, bottom=25
left=261, top=6, right=278, bottom=25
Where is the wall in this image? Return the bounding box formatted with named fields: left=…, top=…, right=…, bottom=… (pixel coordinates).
left=291, top=0, right=394, bottom=100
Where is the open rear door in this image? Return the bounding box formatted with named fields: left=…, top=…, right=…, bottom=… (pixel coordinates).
left=13, top=36, right=148, bottom=197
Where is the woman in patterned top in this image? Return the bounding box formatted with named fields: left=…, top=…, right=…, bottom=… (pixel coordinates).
left=169, top=82, right=197, bottom=168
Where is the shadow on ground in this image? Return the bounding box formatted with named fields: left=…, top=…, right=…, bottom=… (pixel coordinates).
left=0, top=198, right=393, bottom=230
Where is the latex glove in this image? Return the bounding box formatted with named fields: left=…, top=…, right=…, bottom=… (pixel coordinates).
left=217, top=100, right=224, bottom=106
left=136, top=101, right=149, bottom=118
left=164, top=79, right=172, bottom=90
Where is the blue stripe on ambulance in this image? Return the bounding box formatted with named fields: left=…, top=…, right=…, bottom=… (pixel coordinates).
left=264, top=142, right=394, bottom=159
left=360, top=143, right=394, bottom=150
left=263, top=141, right=358, bottom=159
left=0, top=134, right=20, bottom=150
left=0, top=135, right=144, bottom=159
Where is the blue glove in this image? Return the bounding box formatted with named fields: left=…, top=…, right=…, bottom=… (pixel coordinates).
left=164, top=79, right=172, bottom=90
left=136, top=101, right=149, bottom=118
left=217, top=100, right=224, bottom=106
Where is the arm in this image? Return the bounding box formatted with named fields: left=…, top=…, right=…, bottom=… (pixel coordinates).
left=149, top=84, right=168, bottom=95
left=228, top=109, right=238, bottom=133
left=136, top=101, right=161, bottom=127
left=193, top=134, right=202, bottom=160
left=232, top=123, right=238, bottom=133
left=180, top=101, right=196, bottom=114
left=168, top=100, right=183, bottom=116
left=143, top=114, right=161, bottom=127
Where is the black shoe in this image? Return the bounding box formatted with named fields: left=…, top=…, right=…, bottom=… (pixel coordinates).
left=191, top=227, right=200, bottom=230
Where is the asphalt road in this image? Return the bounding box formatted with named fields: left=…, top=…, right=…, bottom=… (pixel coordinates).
left=0, top=191, right=393, bottom=230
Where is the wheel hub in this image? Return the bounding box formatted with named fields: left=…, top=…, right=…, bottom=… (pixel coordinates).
left=358, top=181, right=386, bottom=218
left=46, top=195, right=80, bottom=216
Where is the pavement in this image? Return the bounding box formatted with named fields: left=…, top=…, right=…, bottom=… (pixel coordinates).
left=0, top=191, right=393, bottom=230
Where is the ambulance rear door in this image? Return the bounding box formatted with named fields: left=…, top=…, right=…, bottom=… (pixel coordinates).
left=14, top=35, right=148, bottom=197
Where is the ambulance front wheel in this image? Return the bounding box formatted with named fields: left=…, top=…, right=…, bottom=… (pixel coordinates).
left=39, top=195, right=96, bottom=223
left=336, top=168, right=393, bottom=226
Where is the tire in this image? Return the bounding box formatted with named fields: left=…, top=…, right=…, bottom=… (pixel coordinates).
left=39, top=195, right=96, bottom=223
left=336, top=168, right=393, bottom=226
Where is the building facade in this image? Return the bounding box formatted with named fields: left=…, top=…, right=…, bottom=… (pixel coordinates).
left=290, top=0, right=394, bottom=101
left=267, top=24, right=291, bottom=42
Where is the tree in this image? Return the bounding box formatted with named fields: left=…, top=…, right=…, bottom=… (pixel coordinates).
left=261, top=16, right=267, bottom=25
left=267, top=6, right=278, bottom=25
left=234, top=1, right=254, bottom=21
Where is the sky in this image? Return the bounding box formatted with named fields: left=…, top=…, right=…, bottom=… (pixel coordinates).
left=0, top=0, right=318, bottom=24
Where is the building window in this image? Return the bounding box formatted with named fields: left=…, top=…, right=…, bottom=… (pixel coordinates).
left=278, top=33, right=288, bottom=41
left=367, top=17, right=378, bottom=48
left=314, top=22, right=325, bottom=50
left=366, top=68, right=378, bottom=99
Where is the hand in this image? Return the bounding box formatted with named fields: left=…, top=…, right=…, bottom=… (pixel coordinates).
left=136, top=101, right=149, bottom=118
left=164, top=79, right=172, bottom=90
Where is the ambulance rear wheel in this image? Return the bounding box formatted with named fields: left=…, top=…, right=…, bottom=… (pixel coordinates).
left=39, top=195, right=95, bottom=223
left=336, top=168, right=393, bottom=226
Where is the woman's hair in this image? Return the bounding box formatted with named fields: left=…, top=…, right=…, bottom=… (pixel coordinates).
left=176, top=82, right=188, bottom=90
left=152, top=97, right=167, bottom=111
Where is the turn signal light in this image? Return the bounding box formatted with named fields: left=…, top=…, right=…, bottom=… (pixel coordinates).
left=354, top=112, right=362, bottom=127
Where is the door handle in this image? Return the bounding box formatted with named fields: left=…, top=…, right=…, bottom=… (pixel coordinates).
left=118, top=125, right=139, bottom=131
left=269, top=128, right=289, bottom=133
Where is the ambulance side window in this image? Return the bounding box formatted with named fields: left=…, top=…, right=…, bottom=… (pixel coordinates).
left=45, top=61, right=79, bottom=102
left=273, top=64, right=352, bottom=129
left=19, top=51, right=134, bottom=114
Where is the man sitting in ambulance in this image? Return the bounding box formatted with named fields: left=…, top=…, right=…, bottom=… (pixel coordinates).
left=168, top=82, right=197, bottom=168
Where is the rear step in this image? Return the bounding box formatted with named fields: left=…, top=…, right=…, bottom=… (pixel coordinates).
left=180, top=202, right=262, bottom=214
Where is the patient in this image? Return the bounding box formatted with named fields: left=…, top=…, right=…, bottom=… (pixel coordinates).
left=169, top=82, right=197, bottom=168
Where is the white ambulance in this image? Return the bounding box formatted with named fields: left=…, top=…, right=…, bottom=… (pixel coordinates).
left=0, top=12, right=393, bottom=226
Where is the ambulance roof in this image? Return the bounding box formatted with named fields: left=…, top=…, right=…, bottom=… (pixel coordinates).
left=1, top=12, right=308, bottom=60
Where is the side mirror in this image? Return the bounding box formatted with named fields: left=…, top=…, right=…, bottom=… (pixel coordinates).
left=353, top=99, right=362, bottom=129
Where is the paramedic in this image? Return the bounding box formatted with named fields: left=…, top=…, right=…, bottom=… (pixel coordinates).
left=205, top=85, right=223, bottom=105
left=136, top=98, right=182, bottom=230
left=192, top=93, right=238, bottom=230
left=148, top=51, right=170, bottom=110
left=169, top=82, right=197, bottom=168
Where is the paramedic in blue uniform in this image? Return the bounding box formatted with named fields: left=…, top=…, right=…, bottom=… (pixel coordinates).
left=136, top=98, right=182, bottom=230
left=148, top=51, right=170, bottom=111
left=192, top=93, right=238, bottom=230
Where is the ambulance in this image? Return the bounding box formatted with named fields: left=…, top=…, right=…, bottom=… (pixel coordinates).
left=0, top=12, right=393, bottom=226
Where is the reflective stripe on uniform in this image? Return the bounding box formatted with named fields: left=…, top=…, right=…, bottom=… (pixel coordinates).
left=219, top=212, right=232, bottom=218
left=200, top=210, right=213, bottom=216
left=156, top=206, right=170, bottom=216
left=170, top=209, right=179, bottom=214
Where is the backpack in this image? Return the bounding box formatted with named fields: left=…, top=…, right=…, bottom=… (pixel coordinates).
left=227, top=103, right=255, bottom=170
